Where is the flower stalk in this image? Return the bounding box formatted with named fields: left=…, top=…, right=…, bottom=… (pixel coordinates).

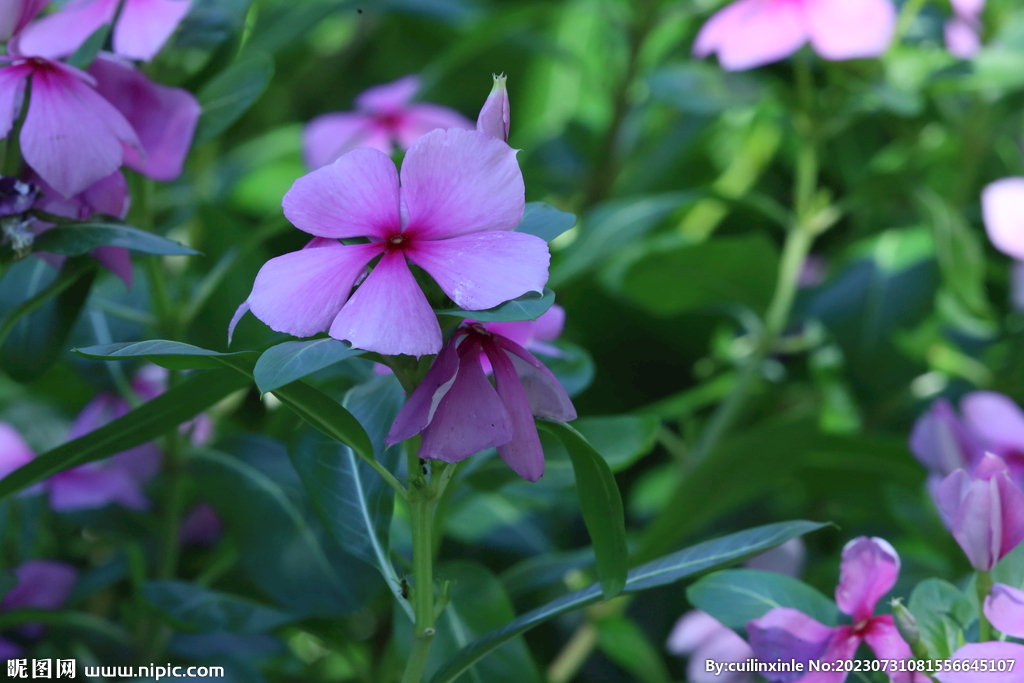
left=977, top=570, right=993, bottom=642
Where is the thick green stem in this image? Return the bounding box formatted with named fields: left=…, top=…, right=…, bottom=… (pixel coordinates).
left=977, top=571, right=993, bottom=641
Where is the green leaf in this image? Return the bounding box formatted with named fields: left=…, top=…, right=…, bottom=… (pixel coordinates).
left=908, top=578, right=974, bottom=660
left=427, top=520, right=828, bottom=683
left=647, top=62, right=761, bottom=115
left=436, top=288, right=555, bottom=323
left=538, top=415, right=659, bottom=487
left=515, top=202, right=577, bottom=242
left=31, top=223, right=199, bottom=257
left=687, top=569, right=840, bottom=631
left=75, top=340, right=256, bottom=370
left=539, top=421, right=628, bottom=600
left=254, top=338, right=363, bottom=393
left=0, top=368, right=251, bottom=500
left=144, top=580, right=298, bottom=634
left=243, top=0, right=350, bottom=55
left=595, top=616, right=672, bottom=683
left=66, top=23, right=111, bottom=69
left=501, top=548, right=594, bottom=598
left=268, top=379, right=375, bottom=466
left=195, top=52, right=275, bottom=145
left=540, top=340, right=594, bottom=397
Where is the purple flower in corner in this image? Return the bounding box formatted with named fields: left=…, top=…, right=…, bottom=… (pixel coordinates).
left=0, top=560, right=77, bottom=659
left=386, top=322, right=577, bottom=482
left=247, top=127, right=549, bottom=357
left=303, top=75, right=472, bottom=170
left=934, top=582, right=1024, bottom=682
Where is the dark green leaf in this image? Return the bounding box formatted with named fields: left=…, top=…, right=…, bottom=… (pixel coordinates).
left=515, top=202, right=577, bottom=242
left=687, top=569, right=840, bottom=631
left=195, top=52, right=275, bottom=145
left=0, top=368, right=251, bottom=500
left=540, top=340, right=594, bottom=397
left=647, top=63, right=761, bottom=115
left=254, top=338, right=363, bottom=393
left=908, top=579, right=974, bottom=660
left=244, top=0, right=351, bottom=55
left=268, top=379, right=375, bottom=466
left=75, top=340, right=256, bottom=370
left=427, top=520, right=828, bottom=683
left=501, top=548, right=594, bottom=598
left=144, top=580, right=298, bottom=634
left=66, top=23, right=111, bottom=69
left=436, top=288, right=555, bottom=323
left=595, top=616, right=672, bottom=683
left=539, top=421, right=627, bottom=599
left=539, top=415, right=659, bottom=487
left=32, top=223, right=198, bottom=257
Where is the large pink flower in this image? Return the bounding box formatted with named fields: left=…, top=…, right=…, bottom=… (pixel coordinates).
left=17, top=0, right=192, bottom=61
left=303, top=75, right=472, bottom=169
left=248, top=127, right=549, bottom=357
left=693, top=0, right=897, bottom=71
left=747, top=537, right=917, bottom=683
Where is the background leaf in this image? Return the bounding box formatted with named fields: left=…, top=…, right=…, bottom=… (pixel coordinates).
left=144, top=580, right=298, bottom=634
left=687, top=569, right=840, bottom=631
left=254, top=338, right=362, bottom=393
left=195, top=53, right=275, bottom=144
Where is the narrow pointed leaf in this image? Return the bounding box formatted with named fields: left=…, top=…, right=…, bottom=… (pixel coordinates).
left=195, top=52, right=275, bottom=144
left=436, top=288, right=555, bottom=323
left=254, top=338, right=363, bottom=393
left=687, top=569, right=840, bottom=630
left=31, top=223, right=199, bottom=256
left=76, top=340, right=256, bottom=370
left=144, top=580, right=299, bottom=634
left=515, top=202, right=577, bottom=243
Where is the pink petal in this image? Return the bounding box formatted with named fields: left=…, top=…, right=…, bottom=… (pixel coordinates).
left=834, top=536, right=900, bottom=622
left=395, top=103, right=473, bottom=149
left=746, top=607, right=836, bottom=677
left=329, top=251, right=442, bottom=356
left=407, top=231, right=549, bottom=311
left=248, top=242, right=381, bottom=339
left=950, top=0, right=985, bottom=16
left=283, top=147, right=400, bottom=240
left=113, top=0, right=191, bottom=60
left=948, top=475, right=1002, bottom=571
left=982, top=178, right=1024, bottom=261
left=484, top=321, right=533, bottom=353
left=0, top=422, right=35, bottom=479
left=862, top=616, right=912, bottom=661
left=50, top=463, right=149, bottom=510
left=80, top=168, right=131, bottom=217
left=497, top=336, right=577, bottom=422
left=984, top=583, right=1024, bottom=639
left=686, top=630, right=754, bottom=683
left=803, top=0, right=897, bottom=61
left=110, top=442, right=162, bottom=483
left=935, top=642, right=1024, bottom=683
left=68, top=392, right=126, bottom=440
left=385, top=331, right=463, bottom=446
left=475, top=74, right=509, bottom=142
left=401, top=128, right=524, bottom=240
left=89, top=54, right=200, bottom=181
left=0, top=0, right=49, bottom=41
left=419, top=336, right=513, bottom=462
left=910, top=399, right=979, bottom=477
left=227, top=301, right=250, bottom=344
left=961, top=391, right=1024, bottom=454
left=485, top=337, right=545, bottom=481
left=15, top=0, right=118, bottom=59
left=692, top=0, right=807, bottom=71
left=533, top=304, right=566, bottom=342
left=945, top=17, right=982, bottom=59
left=92, top=246, right=133, bottom=287
left=0, top=66, right=29, bottom=140
left=666, top=611, right=728, bottom=656
left=302, top=112, right=381, bottom=170
left=355, top=75, right=420, bottom=113
left=1, top=560, right=76, bottom=611
left=745, top=537, right=807, bottom=577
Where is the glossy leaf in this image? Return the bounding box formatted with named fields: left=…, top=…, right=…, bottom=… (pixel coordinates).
left=436, top=288, right=555, bottom=323
left=195, top=52, right=275, bottom=145
left=268, top=379, right=375, bottom=466
left=427, top=520, right=828, bottom=683
left=31, top=223, right=198, bottom=257
left=75, top=340, right=256, bottom=370
left=539, top=421, right=628, bottom=600
left=538, top=415, right=659, bottom=487
left=687, top=569, right=840, bottom=631
left=908, top=579, right=974, bottom=660
left=254, top=338, right=363, bottom=393
left=515, top=202, right=577, bottom=243
left=144, top=580, right=298, bottom=634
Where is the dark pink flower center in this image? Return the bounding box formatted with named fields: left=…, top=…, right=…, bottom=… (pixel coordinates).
left=374, top=111, right=404, bottom=129
left=385, top=233, right=411, bottom=252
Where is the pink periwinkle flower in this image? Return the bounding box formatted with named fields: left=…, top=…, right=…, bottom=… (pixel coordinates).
left=693, top=0, right=897, bottom=72
left=303, top=75, right=473, bottom=170
left=932, top=583, right=1024, bottom=682
left=247, top=127, right=549, bottom=357
left=17, top=0, right=192, bottom=61
left=748, top=537, right=917, bottom=683
left=386, top=323, right=577, bottom=482
left=934, top=453, right=1024, bottom=572
left=944, top=0, right=985, bottom=60
left=476, top=73, right=509, bottom=143
left=0, top=560, right=76, bottom=658
left=0, top=0, right=47, bottom=42
left=982, top=178, right=1024, bottom=262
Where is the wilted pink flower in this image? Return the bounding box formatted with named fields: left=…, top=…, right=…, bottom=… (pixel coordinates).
left=248, top=127, right=549, bottom=357
left=0, top=560, right=76, bottom=658
left=180, top=501, right=223, bottom=546
left=934, top=453, right=1024, bottom=571
left=0, top=0, right=47, bottom=42
left=17, top=0, right=192, bottom=61
left=0, top=57, right=141, bottom=197
left=933, top=582, right=1024, bottom=682
left=693, top=0, right=897, bottom=71
left=303, top=75, right=472, bottom=170
left=386, top=323, right=576, bottom=481
left=476, top=74, right=509, bottom=143
left=748, top=537, right=916, bottom=683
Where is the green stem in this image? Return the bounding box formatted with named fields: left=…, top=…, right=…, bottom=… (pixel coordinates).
left=977, top=571, right=993, bottom=641
left=894, top=0, right=928, bottom=42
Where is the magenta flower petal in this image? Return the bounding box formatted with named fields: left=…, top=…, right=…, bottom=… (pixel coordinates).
left=0, top=422, right=35, bottom=479
left=1, top=560, right=76, bottom=611
left=419, top=337, right=513, bottom=462
left=407, top=231, right=548, bottom=310
left=49, top=463, right=149, bottom=511
left=228, top=301, right=250, bottom=344
left=746, top=608, right=834, bottom=681
left=303, top=112, right=379, bottom=170
left=395, top=103, right=473, bottom=149
left=935, top=642, right=1024, bottom=683
left=961, top=391, right=1024, bottom=454
left=15, top=0, right=118, bottom=59
left=983, top=178, right=1024, bottom=261
left=355, top=75, right=420, bottom=113
left=802, top=0, right=896, bottom=61
left=533, top=305, right=566, bottom=342
left=496, top=336, right=576, bottom=422
left=248, top=242, right=381, bottom=339
left=984, top=583, right=1024, bottom=639
left=110, top=442, right=162, bottom=484
left=113, top=0, right=192, bottom=61
left=693, top=0, right=807, bottom=72
left=283, top=147, right=400, bottom=240
left=89, top=55, right=200, bottom=181
left=92, top=246, right=133, bottom=287
left=476, top=74, right=510, bottom=142
left=0, top=0, right=48, bottom=41
left=401, top=128, right=524, bottom=240
left=330, top=251, right=442, bottom=356
left=386, top=332, right=462, bottom=446
left=485, top=338, right=545, bottom=481
left=862, top=616, right=912, bottom=661
left=0, top=67, right=27, bottom=139
left=909, top=398, right=979, bottom=477
left=834, top=537, right=899, bottom=623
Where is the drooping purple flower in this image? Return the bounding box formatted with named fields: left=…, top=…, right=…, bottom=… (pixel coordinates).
left=247, top=127, right=549, bottom=357
left=386, top=323, right=576, bottom=481
left=476, top=73, right=509, bottom=143
left=303, top=75, right=473, bottom=170
left=486, top=305, right=565, bottom=359
left=17, top=0, right=192, bottom=61
left=0, top=560, right=76, bottom=657
left=934, top=453, right=1024, bottom=571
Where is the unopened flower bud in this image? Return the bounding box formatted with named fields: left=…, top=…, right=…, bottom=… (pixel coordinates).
left=891, top=598, right=927, bottom=659
left=476, top=73, right=509, bottom=142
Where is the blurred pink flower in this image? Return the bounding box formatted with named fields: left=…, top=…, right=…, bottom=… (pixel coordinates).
left=179, top=502, right=223, bottom=546
left=693, top=0, right=897, bottom=71
left=17, top=0, right=192, bottom=61
left=0, top=560, right=76, bottom=657
left=476, top=74, right=509, bottom=143
left=303, top=75, right=472, bottom=170
left=944, top=0, right=985, bottom=59
left=248, top=128, right=548, bottom=356
left=982, top=178, right=1024, bottom=261
left=386, top=323, right=576, bottom=481
left=0, top=0, right=48, bottom=41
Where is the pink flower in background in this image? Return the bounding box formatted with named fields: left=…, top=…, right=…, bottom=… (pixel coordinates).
left=0, top=560, right=76, bottom=659
left=476, top=74, right=509, bottom=143
left=17, top=0, right=192, bottom=61
left=248, top=127, right=549, bottom=356
left=386, top=323, right=576, bottom=481
left=933, top=583, right=1024, bottom=682
left=0, top=0, right=47, bottom=41
left=303, top=75, right=473, bottom=170
left=693, top=0, right=897, bottom=71
left=0, top=423, right=35, bottom=479
left=748, top=537, right=916, bottom=682
left=945, top=0, right=985, bottom=59
left=179, top=501, right=223, bottom=546
left=934, top=453, right=1024, bottom=571
left=982, top=178, right=1024, bottom=261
